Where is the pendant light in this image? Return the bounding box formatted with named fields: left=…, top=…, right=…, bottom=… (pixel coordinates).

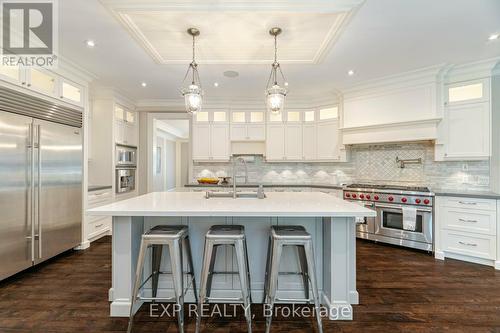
left=265, top=27, right=287, bottom=114
left=181, top=28, right=203, bottom=114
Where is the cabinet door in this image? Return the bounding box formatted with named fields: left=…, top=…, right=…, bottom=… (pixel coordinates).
left=317, top=120, right=339, bottom=160
left=446, top=79, right=489, bottom=106
left=60, top=79, right=84, bottom=106
left=115, top=121, right=125, bottom=145
left=210, top=124, right=230, bottom=161
left=124, top=124, right=137, bottom=146
left=27, top=68, right=57, bottom=97
left=246, top=124, right=265, bottom=141
left=303, top=124, right=317, bottom=160
left=0, top=65, right=24, bottom=85
left=445, top=102, right=490, bottom=159
left=230, top=124, right=247, bottom=141
left=192, top=124, right=211, bottom=160
left=266, top=124, right=285, bottom=161
left=285, top=124, right=303, bottom=160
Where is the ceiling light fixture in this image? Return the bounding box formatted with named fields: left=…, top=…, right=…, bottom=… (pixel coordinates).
left=141, top=82, right=147, bottom=87
left=214, top=82, right=219, bottom=87
left=348, top=70, right=355, bottom=76
left=180, top=28, right=203, bottom=114
left=265, top=27, right=287, bottom=115
left=85, top=39, right=96, bottom=48
left=488, top=33, right=499, bottom=41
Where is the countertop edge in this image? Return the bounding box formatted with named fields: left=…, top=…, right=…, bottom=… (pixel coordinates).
left=185, top=183, right=344, bottom=189
left=434, top=191, right=500, bottom=200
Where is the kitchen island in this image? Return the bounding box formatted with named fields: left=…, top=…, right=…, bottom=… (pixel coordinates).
left=88, top=191, right=375, bottom=320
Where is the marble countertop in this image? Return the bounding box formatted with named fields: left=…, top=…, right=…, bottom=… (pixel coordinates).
left=87, top=191, right=376, bottom=218
left=185, top=183, right=344, bottom=189
left=432, top=189, right=500, bottom=200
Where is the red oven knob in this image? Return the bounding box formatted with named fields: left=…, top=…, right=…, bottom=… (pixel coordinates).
left=424, top=199, right=430, bottom=205
left=352, top=193, right=357, bottom=199
left=345, top=193, right=351, bottom=198
left=415, top=199, right=421, bottom=204
left=360, top=194, right=365, bottom=199
left=374, top=195, right=379, bottom=200
left=388, top=196, right=394, bottom=202
left=366, top=195, right=371, bottom=200
left=401, top=197, right=407, bottom=203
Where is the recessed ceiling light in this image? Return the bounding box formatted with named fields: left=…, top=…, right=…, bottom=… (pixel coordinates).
left=85, top=39, right=96, bottom=48
left=284, top=82, right=289, bottom=87
left=141, top=82, right=147, bottom=87
left=223, top=70, right=239, bottom=78
left=213, top=82, right=219, bottom=87
left=348, top=70, right=355, bottom=76
left=488, top=33, right=499, bottom=41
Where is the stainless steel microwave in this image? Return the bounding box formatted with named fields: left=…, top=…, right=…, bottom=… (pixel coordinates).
left=116, top=144, right=137, bottom=167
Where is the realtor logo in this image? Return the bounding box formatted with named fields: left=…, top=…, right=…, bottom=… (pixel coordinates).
left=1, top=0, right=58, bottom=67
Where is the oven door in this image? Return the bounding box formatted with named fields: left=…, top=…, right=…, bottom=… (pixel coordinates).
left=375, top=203, right=432, bottom=244
left=350, top=200, right=376, bottom=234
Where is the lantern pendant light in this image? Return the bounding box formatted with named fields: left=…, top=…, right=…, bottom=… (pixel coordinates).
left=265, top=27, right=287, bottom=114
left=181, top=28, right=203, bottom=114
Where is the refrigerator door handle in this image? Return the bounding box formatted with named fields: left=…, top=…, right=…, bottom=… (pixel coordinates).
left=36, top=124, right=42, bottom=259
left=28, top=123, right=35, bottom=262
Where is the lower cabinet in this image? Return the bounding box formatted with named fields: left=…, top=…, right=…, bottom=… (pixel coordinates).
left=86, top=189, right=113, bottom=242
left=435, top=196, right=499, bottom=269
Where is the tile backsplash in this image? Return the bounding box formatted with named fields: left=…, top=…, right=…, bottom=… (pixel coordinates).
left=193, top=142, right=490, bottom=191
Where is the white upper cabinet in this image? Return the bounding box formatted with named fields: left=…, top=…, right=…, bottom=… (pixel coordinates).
left=0, top=65, right=25, bottom=85
left=266, top=124, right=285, bottom=160
left=444, top=102, right=490, bottom=159
left=27, top=68, right=57, bottom=96
left=302, top=124, right=317, bottom=160
left=192, top=109, right=230, bottom=161
left=60, top=79, right=84, bottom=107
left=285, top=124, right=303, bottom=160
left=230, top=110, right=265, bottom=141
left=317, top=119, right=340, bottom=160
left=446, top=79, right=489, bottom=105
left=114, top=104, right=138, bottom=146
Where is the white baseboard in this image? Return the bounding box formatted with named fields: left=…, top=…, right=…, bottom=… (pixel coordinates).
left=322, top=293, right=353, bottom=320
left=74, top=240, right=90, bottom=250
left=434, top=251, right=445, bottom=260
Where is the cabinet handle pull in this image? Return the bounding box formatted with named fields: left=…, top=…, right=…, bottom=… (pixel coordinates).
left=458, top=241, right=477, bottom=247
left=458, top=218, right=478, bottom=223
left=95, top=224, right=104, bottom=228
left=458, top=201, right=477, bottom=205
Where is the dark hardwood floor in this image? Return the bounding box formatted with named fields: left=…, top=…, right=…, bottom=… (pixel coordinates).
left=1, top=237, right=500, bottom=333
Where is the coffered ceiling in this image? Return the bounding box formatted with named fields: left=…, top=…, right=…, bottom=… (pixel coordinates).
left=59, top=0, right=500, bottom=101
left=101, top=0, right=362, bottom=64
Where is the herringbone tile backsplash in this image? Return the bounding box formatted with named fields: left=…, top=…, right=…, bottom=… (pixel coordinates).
left=193, top=142, right=490, bottom=191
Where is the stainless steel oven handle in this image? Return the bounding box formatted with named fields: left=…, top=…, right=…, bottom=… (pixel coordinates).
left=375, top=203, right=433, bottom=213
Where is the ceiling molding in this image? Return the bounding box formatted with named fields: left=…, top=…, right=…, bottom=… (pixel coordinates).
left=100, top=0, right=364, bottom=65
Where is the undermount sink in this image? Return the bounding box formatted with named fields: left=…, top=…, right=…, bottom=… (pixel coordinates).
left=205, top=191, right=266, bottom=199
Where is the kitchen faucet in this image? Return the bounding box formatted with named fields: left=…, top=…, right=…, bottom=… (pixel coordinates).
left=232, top=155, right=248, bottom=198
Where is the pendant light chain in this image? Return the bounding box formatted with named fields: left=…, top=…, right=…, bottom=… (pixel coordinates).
left=191, top=33, right=196, bottom=85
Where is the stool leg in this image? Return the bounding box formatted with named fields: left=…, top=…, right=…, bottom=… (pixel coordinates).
left=304, top=242, right=323, bottom=333
left=263, top=236, right=272, bottom=303
left=235, top=239, right=252, bottom=333
left=127, top=239, right=148, bottom=333
left=151, top=244, right=162, bottom=299
left=297, top=245, right=310, bottom=303
left=184, top=235, right=199, bottom=303
left=243, top=238, right=253, bottom=304
left=205, top=244, right=218, bottom=299
left=196, top=239, right=214, bottom=333
left=265, top=241, right=283, bottom=333
left=170, top=239, right=185, bottom=333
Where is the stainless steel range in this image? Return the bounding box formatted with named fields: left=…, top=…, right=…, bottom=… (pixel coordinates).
left=343, top=184, right=435, bottom=252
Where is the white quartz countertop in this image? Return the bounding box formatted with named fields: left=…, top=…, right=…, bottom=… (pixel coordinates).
left=87, top=192, right=376, bottom=218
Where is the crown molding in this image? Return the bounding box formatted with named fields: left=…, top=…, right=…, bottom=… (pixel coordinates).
left=444, top=56, right=500, bottom=83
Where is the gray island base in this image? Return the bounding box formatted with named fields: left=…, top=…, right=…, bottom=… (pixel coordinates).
left=88, top=192, right=375, bottom=321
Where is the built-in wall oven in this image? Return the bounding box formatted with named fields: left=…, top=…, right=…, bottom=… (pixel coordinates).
left=344, top=184, right=434, bottom=252
left=115, top=144, right=137, bottom=194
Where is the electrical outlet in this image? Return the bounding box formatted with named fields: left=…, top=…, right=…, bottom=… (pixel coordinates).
left=462, top=163, right=469, bottom=171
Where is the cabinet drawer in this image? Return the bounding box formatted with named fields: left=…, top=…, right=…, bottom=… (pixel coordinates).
left=88, top=216, right=111, bottom=239
left=88, top=190, right=113, bottom=207
left=442, top=230, right=496, bottom=260
left=443, top=209, right=496, bottom=235
left=442, top=197, right=496, bottom=211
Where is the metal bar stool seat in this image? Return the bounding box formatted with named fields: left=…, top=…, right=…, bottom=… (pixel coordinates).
left=127, top=225, right=198, bottom=333
left=196, top=225, right=252, bottom=333
left=264, top=225, right=323, bottom=333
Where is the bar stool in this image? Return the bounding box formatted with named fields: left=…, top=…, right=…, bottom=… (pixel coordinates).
left=127, top=225, right=198, bottom=333
left=263, top=225, right=323, bottom=333
left=196, top=225, right=252, bottom=333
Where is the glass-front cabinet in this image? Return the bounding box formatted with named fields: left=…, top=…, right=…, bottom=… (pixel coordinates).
left=230, top=110, right=265, bottom=141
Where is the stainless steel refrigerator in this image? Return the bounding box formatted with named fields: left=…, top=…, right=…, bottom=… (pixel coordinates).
left=0, top=87, right=82, bottom=281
